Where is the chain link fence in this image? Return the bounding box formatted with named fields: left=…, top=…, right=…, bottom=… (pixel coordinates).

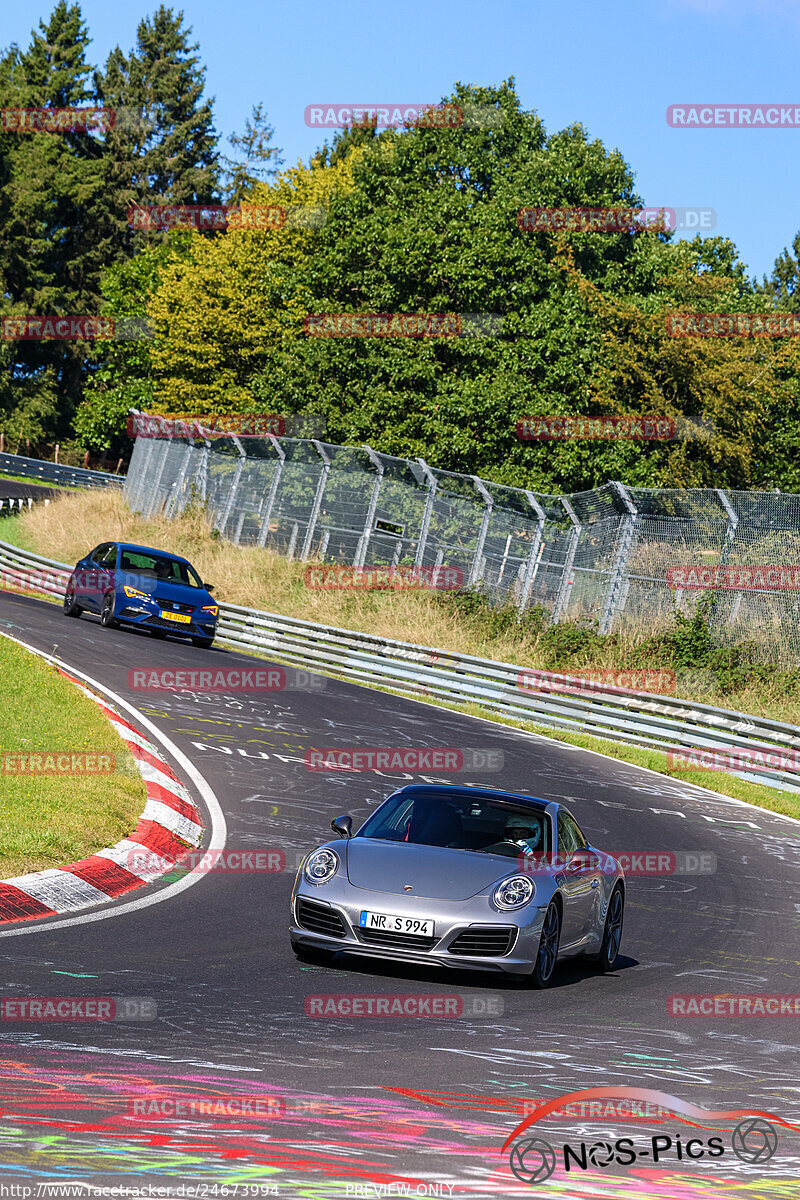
left=123, top=416, right=800, bottom=664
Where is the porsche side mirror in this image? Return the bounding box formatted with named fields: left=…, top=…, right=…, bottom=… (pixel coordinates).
left=331, top=814, right=353, bottom=839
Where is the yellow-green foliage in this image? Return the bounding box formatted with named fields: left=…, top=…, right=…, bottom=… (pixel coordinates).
left=149, top=156, right=362, bottom=411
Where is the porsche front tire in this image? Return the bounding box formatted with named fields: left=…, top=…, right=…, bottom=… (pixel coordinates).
left=530, top=901, right=561, bottom=989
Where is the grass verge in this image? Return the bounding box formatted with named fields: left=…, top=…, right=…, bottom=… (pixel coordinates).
left=0, top=635, right=147, bottom=877
left=0, top=514, right=37, bottom=551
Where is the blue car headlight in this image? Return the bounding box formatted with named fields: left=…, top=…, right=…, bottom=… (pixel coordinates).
left=304, top=848, right=339, bottom=885
left=493, top=875, right=535, bottom=910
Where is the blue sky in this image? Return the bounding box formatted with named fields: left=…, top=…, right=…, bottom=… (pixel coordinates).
left=5, top=0, right=799, bottom=282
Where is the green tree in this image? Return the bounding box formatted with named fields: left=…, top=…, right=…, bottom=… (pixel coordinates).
left=0, top=1, right=109, bottom=444
left=89, top=77, right=800, bottom=493
left=762, top=230, right=800, bottom=308
left=221, top=103, right=282, bottom=203
left=95, top=5, right=219, bottom=208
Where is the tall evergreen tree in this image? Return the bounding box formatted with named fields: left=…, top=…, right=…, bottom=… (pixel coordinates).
left=0, top=3, right=222, bottom=450
left=221, top=103, right=282, bottom=203
left=95, top=5, right=219, bottom=209
left=0, top=1, right=107, bottom=445
left=762, top=231, right=800, bottom=308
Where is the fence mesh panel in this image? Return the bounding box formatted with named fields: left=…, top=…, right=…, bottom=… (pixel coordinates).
left=123, top=427, right=800, bottom=664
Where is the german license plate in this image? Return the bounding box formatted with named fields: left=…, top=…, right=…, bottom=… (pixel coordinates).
left=359, top=910, right=434, bottom=936
left=159, top=610, right=191, bottom=624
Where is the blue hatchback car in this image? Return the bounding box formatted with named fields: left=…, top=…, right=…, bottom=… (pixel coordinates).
left=63, top=541, right=219, bottom=648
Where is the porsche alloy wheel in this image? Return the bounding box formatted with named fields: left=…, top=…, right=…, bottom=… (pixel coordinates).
left=531, top=901, right=561, bottom=989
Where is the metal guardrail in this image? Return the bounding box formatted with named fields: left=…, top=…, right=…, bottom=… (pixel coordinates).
left=1, top=537, right=798, bottom=795
left=0, top=451, right=125, bottom=490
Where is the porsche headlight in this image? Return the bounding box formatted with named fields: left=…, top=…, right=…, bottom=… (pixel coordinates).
left=493, top=875, right=535, bottom=910
left=304, top=848, right=339, bottom=885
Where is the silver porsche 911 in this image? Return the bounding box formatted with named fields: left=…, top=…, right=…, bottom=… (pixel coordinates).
left=290, top=784, right=625, bottom=987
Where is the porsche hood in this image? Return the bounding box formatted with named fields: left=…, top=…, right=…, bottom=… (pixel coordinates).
left=345, top=838, right=514, bottom=901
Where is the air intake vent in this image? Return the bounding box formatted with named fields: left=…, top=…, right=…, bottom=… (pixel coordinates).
left=297, top=898, right=346, bottom=938
left=448, top=926, right=516, bottom=956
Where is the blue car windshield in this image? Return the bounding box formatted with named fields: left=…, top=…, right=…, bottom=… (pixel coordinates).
left=356, top=791, right=552, bottom=855
left=119, top=551, right=204, bottom=589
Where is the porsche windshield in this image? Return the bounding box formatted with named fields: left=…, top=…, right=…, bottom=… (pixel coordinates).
left=356, top=791, right=552, bottom=856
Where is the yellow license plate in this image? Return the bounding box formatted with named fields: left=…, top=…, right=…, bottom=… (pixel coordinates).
left=159, top=610, right=191, bottom=624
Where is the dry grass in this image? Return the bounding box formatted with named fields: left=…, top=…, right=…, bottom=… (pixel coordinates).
left=10, top=488, right=800, bottom=732
left=11, top=488, right=519, bottom=653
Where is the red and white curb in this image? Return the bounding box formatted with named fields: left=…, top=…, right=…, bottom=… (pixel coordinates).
left=0, top=667, right=205, bottom=925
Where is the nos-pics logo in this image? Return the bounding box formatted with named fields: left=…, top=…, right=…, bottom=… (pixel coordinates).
left=503, top=1088, right=794, bottom=1184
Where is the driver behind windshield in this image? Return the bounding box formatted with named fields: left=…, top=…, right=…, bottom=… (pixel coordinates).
left=482, top=815, right=543, bottom=858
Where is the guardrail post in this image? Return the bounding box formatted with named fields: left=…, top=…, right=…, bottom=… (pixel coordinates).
left=715, top=488, right=741, bottom=624
left=198, top=438, right=210, bottom=503
left=146, top=439, right=172, bottom=517
left=216, top=436, right=246, bottom=536
left=256, top=436, right=286, bottom=549
left=354, top=446, right=384, bottom=568
left=551, top=497, right=581, bottom=624
left=468, top=477, right=494, bottom=586
left=164, top=440, right=195, bottom=520
left=301, top=441, right=332, bottom=560
left=599, top=481, right=638, bottom=634
left=124, top=419, right=155, bottom=508
left=518, top=492, right=547, bottom=614
left=414, top=458, right=437, bottom=568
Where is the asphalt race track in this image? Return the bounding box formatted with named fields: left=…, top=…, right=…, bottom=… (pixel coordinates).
left=0, top=480, right=60, bottom=501
left=1, top=587, right=798, bottom=1197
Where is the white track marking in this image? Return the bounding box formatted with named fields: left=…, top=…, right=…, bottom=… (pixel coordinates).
left=3, top=869, right=111, bottom=911
left=140, top=797, right=204, bottom=844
